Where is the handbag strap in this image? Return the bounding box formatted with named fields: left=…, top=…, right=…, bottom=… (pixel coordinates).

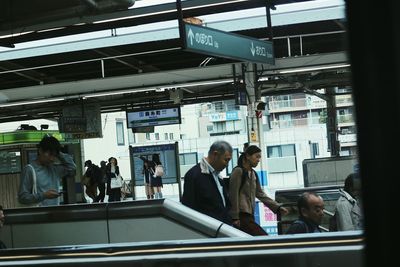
left=27, top=164, right=37, bottom=194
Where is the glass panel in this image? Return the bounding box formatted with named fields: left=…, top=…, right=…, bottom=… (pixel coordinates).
left=281, top=144, right=295, bottom=157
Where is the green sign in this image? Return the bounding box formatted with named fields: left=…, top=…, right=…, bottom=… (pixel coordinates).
left=184, top=23, right=274, bottom=64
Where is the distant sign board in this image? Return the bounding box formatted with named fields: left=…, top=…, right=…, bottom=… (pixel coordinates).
left=130, top=143, right=179, bottom=186
left=59, top=117, right=87, bottom=133
left=60, top=103, right=102, bottom=139
left=0, top=150, right=21, bottom=174
left=126, top=106, right=181, bottom=129
left=183, top=23, right=274, bottom=64
left=209, top=111, right=239, bottom=122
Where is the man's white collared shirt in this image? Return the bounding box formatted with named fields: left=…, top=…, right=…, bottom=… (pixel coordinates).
left=203, top=158, right=226, bottom=207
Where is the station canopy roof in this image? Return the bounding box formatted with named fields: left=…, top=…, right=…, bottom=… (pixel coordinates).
left=0, top=0, right=350, bottom=123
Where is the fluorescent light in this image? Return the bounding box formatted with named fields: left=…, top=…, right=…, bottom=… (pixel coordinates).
left=278, top=64, right=350, bottom=74
left=0, top=98, right=65, bottom=108
left=84, top=88, right=153, bottom=98
left=0, top=31, right=35, bottom=39
left=178, top=79, right=234, bottom=87
left=37, top=27, right=66, bottom=33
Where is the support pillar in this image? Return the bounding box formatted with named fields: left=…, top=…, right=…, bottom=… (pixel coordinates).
left=326, top=87, right=340, bottom=156
left=244, top=64, right=267, bottom=178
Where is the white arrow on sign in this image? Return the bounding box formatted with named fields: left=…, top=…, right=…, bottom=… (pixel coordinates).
left=250, top=42, right=255, bottom=56
left=188, top=28, right=195, bottom=46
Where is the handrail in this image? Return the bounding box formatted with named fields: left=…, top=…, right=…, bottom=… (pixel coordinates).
left=0, top=231, right=364, bottom=266
left=1, top=199, right=248, bottom=249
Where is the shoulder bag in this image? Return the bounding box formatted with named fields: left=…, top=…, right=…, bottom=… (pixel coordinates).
left=16, top=164, right=40, bottom=208
left=110, top=174, right=123, bottom=189
left=154, top=165, right=164, bottom=177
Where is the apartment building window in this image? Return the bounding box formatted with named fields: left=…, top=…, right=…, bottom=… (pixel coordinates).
left=128, top=130, right=136, bottom=144
left=214, top=122, right=226, bottom=132
left=164, top=133, right=168, bottom=140
left=169, top=133, right=174, bottom=140
left=214, top=101, right=225, bottom=112
left=226, top=121, right=235, bottom=132
left=278, top=114, right=293, bottom=128
left=146, top=133, right=151, bottom=140
left=116, top=121, right=125, bottom=146
left=310, top=142, right=319, bottom=158
left=179, top=153, right=198, bottom=165
left=267, top=144, right=296, bottom=158
left=155, top=133, right=160, bottom=140
left=267, top=144, right=297, bottom=173
left=226, top=100, right=238, bottom=111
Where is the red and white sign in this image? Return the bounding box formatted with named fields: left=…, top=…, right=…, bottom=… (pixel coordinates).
left=255, top=110, right=263, bottom=118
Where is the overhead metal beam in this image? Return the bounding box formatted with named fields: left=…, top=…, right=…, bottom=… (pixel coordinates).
left=0, top=52, right=348, bottom=105
left=0, top=0, right=314, bottom=45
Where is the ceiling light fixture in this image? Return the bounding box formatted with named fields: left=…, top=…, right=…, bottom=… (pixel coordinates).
left=277, top=64, right=350, bottom=74
left=84, top=79, right=234, bottom=98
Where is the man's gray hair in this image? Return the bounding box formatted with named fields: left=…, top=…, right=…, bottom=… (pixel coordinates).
left=208, top=140, right=233, bottom=156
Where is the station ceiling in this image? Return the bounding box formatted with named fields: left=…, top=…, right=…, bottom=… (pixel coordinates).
left=0, top=0, right=350, bottom=123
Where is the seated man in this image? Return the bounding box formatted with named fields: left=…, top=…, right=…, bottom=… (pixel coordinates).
left=286, top=192, right=325, bottom=234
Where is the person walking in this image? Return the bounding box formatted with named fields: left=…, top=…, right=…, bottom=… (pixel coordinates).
left=182, top=140, right=233, bottom=224
left=83, top=160, right=101, bottom=202
left=229, top=145, right=288, bottom=236
left=95, top=160, right=107, bottom=203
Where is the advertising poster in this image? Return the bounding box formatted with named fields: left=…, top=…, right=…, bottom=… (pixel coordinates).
left=254, top=188, right=279, bottom=235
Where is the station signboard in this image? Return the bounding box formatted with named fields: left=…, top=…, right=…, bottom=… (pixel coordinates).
left=183, top=23, right=274, bottom=64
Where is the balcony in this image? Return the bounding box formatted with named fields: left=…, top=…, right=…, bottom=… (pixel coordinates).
left=337, top=114, right=355, bottom=126
left=335, top=95, right=353, bottom=107
left=268, top=98, right=326, bottom=113
left=267, top=156, right=297, bottom=173
left=270, top=117, right=322, bottom=129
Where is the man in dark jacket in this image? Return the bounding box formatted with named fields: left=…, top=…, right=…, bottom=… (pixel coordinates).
left=182, top=140, right=233, bottom=225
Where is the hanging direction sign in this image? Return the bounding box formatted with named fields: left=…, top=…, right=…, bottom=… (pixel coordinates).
left=183, top=23, right=274, bottom=65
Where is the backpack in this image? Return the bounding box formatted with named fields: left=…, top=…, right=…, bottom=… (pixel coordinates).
left=154, top=164, right=164, bottom=177
left=224, top=166, right=258, bottom=192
